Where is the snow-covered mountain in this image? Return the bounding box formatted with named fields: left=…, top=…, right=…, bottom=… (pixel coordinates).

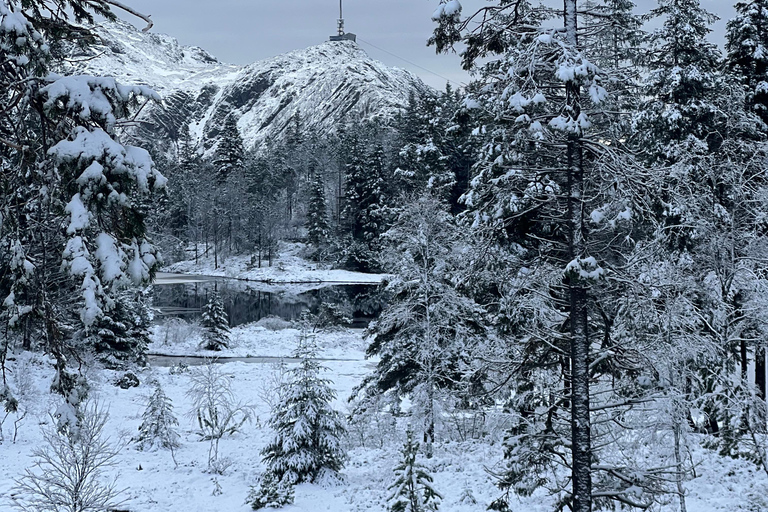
left=63, top=20, right=429, bottom=150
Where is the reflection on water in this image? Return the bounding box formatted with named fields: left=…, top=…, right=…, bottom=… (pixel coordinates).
left=151, top=277, right=383, bottom=328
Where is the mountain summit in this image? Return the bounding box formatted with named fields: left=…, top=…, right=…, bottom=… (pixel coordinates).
left=63, top=20, right=429, bottom=150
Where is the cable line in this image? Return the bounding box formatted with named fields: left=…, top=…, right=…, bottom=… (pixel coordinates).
left=356, top=37, right=467, bottom=88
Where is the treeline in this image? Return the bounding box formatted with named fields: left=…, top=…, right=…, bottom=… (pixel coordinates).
left=147, top=87, right=472, bottom=272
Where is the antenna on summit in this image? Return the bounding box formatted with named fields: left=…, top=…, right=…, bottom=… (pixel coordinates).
left=330, top=0, right=356, bottom=42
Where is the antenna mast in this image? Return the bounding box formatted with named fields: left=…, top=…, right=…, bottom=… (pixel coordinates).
left=329, top=0, right=356, bottom=42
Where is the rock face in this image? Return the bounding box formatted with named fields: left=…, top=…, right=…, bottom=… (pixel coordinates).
left=64, top=20, right=429, bottom=151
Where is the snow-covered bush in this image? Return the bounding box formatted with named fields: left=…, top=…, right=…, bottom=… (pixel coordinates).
left=246, top=471, right=295, bottom=510
left=159, top=317, right=203, bottom=346
left=261, top=332, right=347, bottom=485
left=387, top=429, right=441, bottom=512
left=135, top=381, right=180, bottom=461
left=201, top=292, right=230, bottom=350
left=12, top=402, right=125, bottom=512
left=186, top=362, right=253, bottom=471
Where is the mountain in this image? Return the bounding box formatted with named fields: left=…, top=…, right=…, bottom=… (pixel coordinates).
left=63, top=20, right=429, bottom=151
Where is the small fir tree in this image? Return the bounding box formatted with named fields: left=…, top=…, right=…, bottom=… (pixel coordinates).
left=201, top=292, right=230, bottom=351
left=246, top=471, right=295, bottom=510
left=387, top=429, right=442, bottom=512
left=135, top=382, right=180, bottom=455
left=261, top=331, right=347, bottom=485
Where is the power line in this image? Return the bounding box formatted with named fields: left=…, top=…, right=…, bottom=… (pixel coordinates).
left=356, top=37, right=467, bottom=88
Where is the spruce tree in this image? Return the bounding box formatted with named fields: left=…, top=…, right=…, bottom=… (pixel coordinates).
left=246, top=471, right=295, bottom=510
left=261, top=331, right=347, bottom=485
left=387, top=429, right=442, bottom=512
left=213, top=115, right=245, bottom=181
left=201, top=291, right=230, bottom=351
left=355, top=194, right=485, bottom=447
left=432, top=1, right=667, bottom=509
left=135, top=382, right=181, bottom=454
left=307, top=164, right=330, bottom=250
left=727, top=0, right=768, bottom=125
left=0, top=0, right=164, bottom=414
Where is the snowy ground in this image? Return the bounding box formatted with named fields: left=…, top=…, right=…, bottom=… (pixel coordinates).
left=163, top=242, right=388, bottom=285
left=2, top=323, right=768, bottom=511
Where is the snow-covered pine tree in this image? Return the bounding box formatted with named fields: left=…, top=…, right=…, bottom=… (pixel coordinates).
left=246, top=470, right=295, bottom=510
left=727, top=0, right=768, bottom=126
left=261, top=331, right=346, bottom=485
left=135, top=381, right=180, bottom=453
left=89, top=288, right=152, bottom=368
left=387, top=429, right=441, bottom=512
left=432, top=1, right=666, bottom=510
left=213, top=115, right=245, bottom=181
left=307, top=163, right=330, bottom=250
left=354, top=194, right=485, bottom=448
left=201, top=291, right=230, bottom=351
left=0, top=0, right=164, bottom=417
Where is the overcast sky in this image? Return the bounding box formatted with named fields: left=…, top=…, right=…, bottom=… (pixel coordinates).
left=115, top=0, right=736, bottom=89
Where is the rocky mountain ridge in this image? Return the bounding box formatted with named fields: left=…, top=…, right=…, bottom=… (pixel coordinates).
left=63, top=20, right=429, bottom=151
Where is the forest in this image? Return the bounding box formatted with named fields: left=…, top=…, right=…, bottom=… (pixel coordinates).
left=4, top=0, right=768, bottom=511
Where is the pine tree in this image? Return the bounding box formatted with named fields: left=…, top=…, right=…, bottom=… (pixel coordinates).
left=727, top=0, right=768, bottom=125
left=261, top=331, right=347, bottom=485
left=355, top=194, right=485, bottom=447
left=135, top=382, right=181, bottom=453
left=213, top=115, right=245, bottom=181
left=387, top=430, right=441, bottom=512
left=246, top=471, right=295, bottom=510
left=0, top=0, right=164, bottom=414
left=307, top=164, right=330, bottom=250
left=201, top=291, right=230, bottom=351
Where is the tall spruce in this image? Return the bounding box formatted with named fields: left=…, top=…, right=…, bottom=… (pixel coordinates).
left=432, top=1, right=665, bottom=509
left=307, top=164, right=330, bottom=250
left=727, top=0, right=768, bottom=126
left=213, top=115, right=245, bottom=181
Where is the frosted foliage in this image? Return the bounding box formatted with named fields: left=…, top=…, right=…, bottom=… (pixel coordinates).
left=262, top=334, right=347, bottom=485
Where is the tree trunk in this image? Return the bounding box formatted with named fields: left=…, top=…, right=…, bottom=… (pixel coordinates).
left=565, top=2, right=591, bottom=510
left=756, top=346, right=767, bottom=430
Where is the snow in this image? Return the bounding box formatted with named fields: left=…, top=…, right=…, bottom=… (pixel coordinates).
left=64, top=193, right=91, bottom=234
left=164, top=242, right=388, bottom=285
left=3, top=334, right=768, bottom=511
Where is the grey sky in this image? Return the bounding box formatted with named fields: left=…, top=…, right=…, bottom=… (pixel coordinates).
left=115, top=1, right=737, bottom=89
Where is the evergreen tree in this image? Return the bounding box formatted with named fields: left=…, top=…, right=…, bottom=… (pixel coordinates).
left=135, top=382, right=181, bottom=453
left=727, top=0, right=768, bottom=125
left=213, top=115, right=245, bottom=181
left=307, top=164, right=330, bottom=250
left=387, top=430, right=442, bottom=512
left=201, top=291, right=230, bottom=351
left=89, top=289, right=152, bottom=368
left=355, top=194, right=485, bottom=447
left=0, top=0, right=164, bottom=415
left=261, top=331, right=347, bottom=485
left=246, top=471, right=295, bottom=510
left=432, top=1, right=667, bottom=509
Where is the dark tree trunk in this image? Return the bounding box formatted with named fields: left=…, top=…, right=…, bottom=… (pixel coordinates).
left=565, top=2, right=591, bottom=510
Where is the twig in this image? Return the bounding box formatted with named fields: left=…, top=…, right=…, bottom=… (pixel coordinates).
left=103, top=1, right=153, bottom=32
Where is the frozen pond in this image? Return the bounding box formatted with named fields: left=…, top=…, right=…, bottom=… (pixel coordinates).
left=151, top=272, right=383, bottom=328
